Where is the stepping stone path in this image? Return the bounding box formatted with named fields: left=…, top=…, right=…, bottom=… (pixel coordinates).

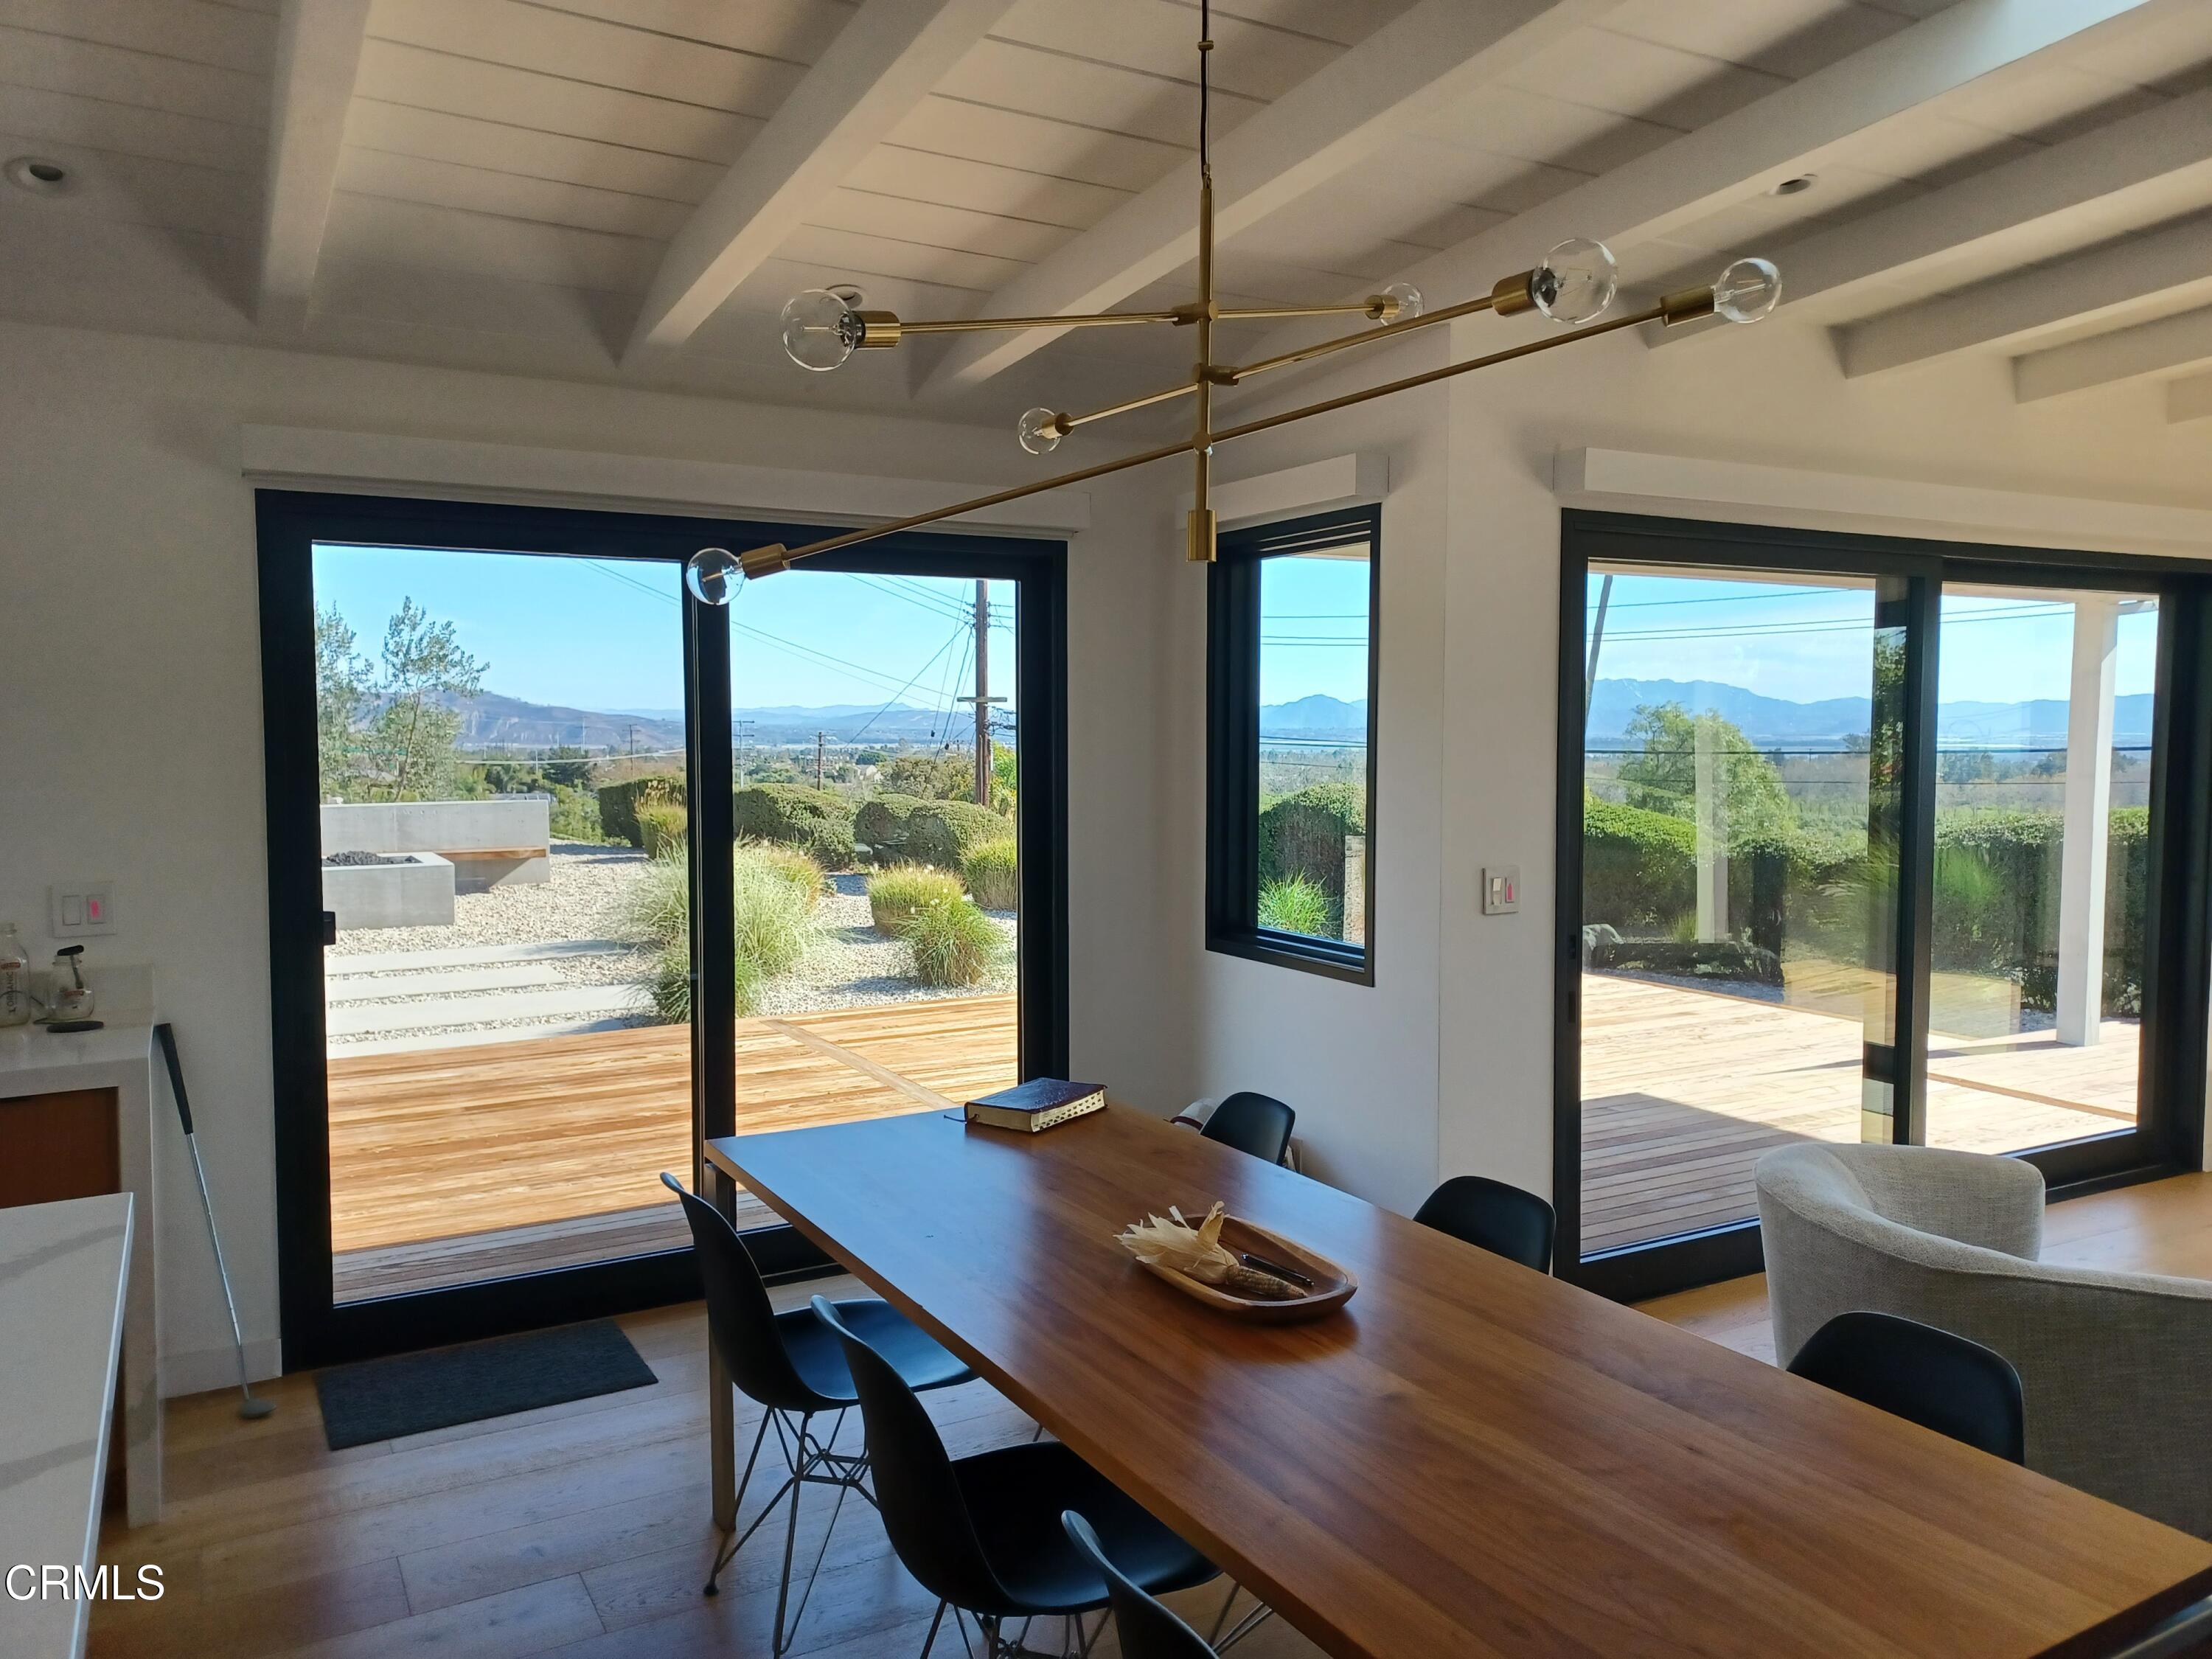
left=324, top=939, right=646, bottom=1053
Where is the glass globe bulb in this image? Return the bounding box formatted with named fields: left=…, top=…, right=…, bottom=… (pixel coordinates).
left=1372, top=281, right=1422, bottom=322
left=1017, top=407, right=1064, bottom=456
left=1713, top=256, right=1781, bottom=324
left=1529, top=236, right=1618, bottom=324
left=686, top=547, right=740, bottom=607
left=780, top=288, right=863, bottom=371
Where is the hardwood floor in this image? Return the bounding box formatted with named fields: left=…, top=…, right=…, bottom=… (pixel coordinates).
left=95, top=1174, right=2212, bottom=1659
left=1581, top=973, right=2135, bottom=1253
left=327, top=996, right=1018, bottom=1301
left=93, top=1276, right=1314, bottom=1659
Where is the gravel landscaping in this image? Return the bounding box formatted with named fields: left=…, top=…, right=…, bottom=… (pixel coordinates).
left=325, top=841, right=1015, bottom=1045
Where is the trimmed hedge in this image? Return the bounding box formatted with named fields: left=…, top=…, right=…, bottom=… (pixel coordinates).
left=906, top=799, right=1004, bottom=871
left=1582, top=793, right=2150, bottom=1015
left=855, top=793, right=925, bottom=863
left=1259, top=783, right=1366, bottom=901
left=598, top=775, right=686, bottom=848
left=636, top=802, right=688, bottom=858
left=734, top=784, right=856, bottom=869
left=964, top=838, right=1019, bottom=910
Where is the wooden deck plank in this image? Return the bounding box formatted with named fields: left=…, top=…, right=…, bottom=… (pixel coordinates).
left=1580, top=975, right=2136, bottom=1256
left=324, top=995, right=1018, bottom=1293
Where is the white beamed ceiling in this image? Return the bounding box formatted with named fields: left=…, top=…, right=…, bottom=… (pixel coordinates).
left=1, top=0, right=2209, bottom=425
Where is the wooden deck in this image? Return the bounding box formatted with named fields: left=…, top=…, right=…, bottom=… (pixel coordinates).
left=327, top=995, right=1018, bottom=1301
left=1582, top=973, right=2138, bottom=1256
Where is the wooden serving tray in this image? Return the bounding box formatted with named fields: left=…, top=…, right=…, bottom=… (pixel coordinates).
left=1135, top=1215, right=1357, bottom=1324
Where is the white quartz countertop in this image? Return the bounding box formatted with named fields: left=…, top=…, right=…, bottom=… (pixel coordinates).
left=0, top=1018, right=156, bottom=1091
left=0, top=1194, right=133, bottom=1659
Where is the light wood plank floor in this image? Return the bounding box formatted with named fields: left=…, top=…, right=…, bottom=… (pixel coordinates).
left=91, top=1277, right=1316, bottom=1659
left=97, top=1175, right=2212, bottom=1659
left=327, top=997, right=1018, bottom=1301
left=1582, top=973, right=2135, bottom=1253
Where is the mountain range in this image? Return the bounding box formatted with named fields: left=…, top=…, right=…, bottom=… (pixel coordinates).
left=1586, top=677, right=2154, bottom=751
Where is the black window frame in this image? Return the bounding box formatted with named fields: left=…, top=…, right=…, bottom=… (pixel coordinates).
left=1206, top=503, right=1381, bottom=985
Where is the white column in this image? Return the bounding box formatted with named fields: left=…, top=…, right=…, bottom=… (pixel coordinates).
left=1694, top=717, right=1728, bottom=942
left=2056, top=596, right=2119, bottom=1046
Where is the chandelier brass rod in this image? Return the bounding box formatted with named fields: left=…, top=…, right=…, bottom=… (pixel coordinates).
left=1217, top=301, right=1386, bottom=320
left=751, top=298, right=1676, bottom=578
left=1225, top=291, right=1500, bottom=384
left=1209, top=302, right=1663, bottom=448
left=1064, top=380, right=1200, bottom=430
left=897, top=310, right=1183, bottom=334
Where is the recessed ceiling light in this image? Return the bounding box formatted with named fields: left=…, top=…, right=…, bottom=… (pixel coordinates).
left=1770, top=174, right=1816, bottom=197
left=827, top=283, right=866, bottom=308
left=6, top=156, right=70, bottom=195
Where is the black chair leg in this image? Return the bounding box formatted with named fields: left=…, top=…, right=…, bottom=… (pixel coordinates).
left=918, top=1600, right=948, bottom=1658
left=705, top=1409, right=775, bottom=1596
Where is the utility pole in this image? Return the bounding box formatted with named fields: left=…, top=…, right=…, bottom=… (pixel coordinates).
left=956, top=580, right=1008, bottom=805
left=815, top=730, right=826, bottom=790
left=734, top=718, right=755, bottom=787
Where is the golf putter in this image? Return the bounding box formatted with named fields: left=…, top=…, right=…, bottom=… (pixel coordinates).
left=156, top=1023, right=274, bottom=1420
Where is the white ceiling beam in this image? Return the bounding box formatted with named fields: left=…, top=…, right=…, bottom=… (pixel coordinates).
left=1836, top=215, right=2212, bottom=378
left=916, top=0, right=1621, bottom=400
left=258, top=0, right=371, bottom=333
left=2171, top=371, right=2212, bottom=424
left=1240, top=0, right=2168, bottom=370
left=1656, top=85, right=2212, bottom=347
left=2011, top=302, right=2212, bottom=401
left=622, top=0, right=1017, bottom=363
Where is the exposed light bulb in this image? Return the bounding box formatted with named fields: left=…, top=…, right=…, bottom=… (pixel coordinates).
left=780, top=288, right=863, bottom=371
left=1529, top=237, right=1618, bottom=324
left=1713, top=257, right=1781, bottom=324
left=1371, top=281, right=1422, bottom=322
left=686, top=547, right=740, bottom=606
left=1018, top=407, right=1065, bottom=456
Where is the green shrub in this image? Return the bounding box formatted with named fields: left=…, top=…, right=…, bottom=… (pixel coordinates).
left=1258, top=873, right=1335, bottom=938
left=637, top=802, right=688, bottom=858
left=899, top=895, right=1004, bottom=988
left=734, top=784, right=855, bottom=869
left=877, top=750, right=974, bottom=801
left=1259, top=783, right=1366, bottom=903
left=547, top=785, right=605, bottom=844
left=906, top=799, right=1004, bottom=870
left=869, top=865, right=964, bottom=936
left=855, top=793, right=925, bottom=864
left=598, top=775, right=686, bottom=848
left=964, top=838, right=1019, bottom=910
left=626, top=844, right=809, bottom=1021
left=741, top=840, right=824, bottom=910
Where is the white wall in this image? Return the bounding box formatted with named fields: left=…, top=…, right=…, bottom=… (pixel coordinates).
left=0, top=316, right=1172, bottom=1389
left=1110, top=301, right=2212, bottom=1231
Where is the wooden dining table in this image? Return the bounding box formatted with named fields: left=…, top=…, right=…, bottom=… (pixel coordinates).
left=703, top=1104, right=2212, bottom=1658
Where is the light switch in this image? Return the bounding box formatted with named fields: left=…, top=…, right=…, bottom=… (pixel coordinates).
left=1481, top=866, right=1520, bottom=916
left=50, top=881, right=117, bottom=937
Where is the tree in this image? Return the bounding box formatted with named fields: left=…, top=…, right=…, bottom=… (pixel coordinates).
left=1617, top=702, right=1795, bottom=838
left=877, top=748, right=973, bottom=801
left=372, top=597, right=487, bottom=801
left=315, top=605, right=372, bottom=800
left=1940, top=749, right=1996, bottom=784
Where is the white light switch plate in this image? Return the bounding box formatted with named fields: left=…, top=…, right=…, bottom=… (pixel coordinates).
left=50, top=880, right=116, bottom=936
left=1481, top=866, right=1520, bottom=916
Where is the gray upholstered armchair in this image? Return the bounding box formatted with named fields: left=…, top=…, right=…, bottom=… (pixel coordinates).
left=1756, top=1142, right=2212, bottom=1539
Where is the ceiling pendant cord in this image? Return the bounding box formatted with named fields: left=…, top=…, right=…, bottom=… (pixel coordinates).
left=1190, top=0, right=1219, bottom=564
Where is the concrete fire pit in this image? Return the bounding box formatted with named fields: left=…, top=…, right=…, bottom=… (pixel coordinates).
left=321, top=850, right=456, bottom=930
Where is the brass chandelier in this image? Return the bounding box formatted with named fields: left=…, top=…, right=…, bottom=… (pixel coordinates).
left=684, top=2, right=1780, bottom=605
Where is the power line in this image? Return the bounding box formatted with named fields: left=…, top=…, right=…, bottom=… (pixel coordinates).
left=847, top=623, right=971, bottom=745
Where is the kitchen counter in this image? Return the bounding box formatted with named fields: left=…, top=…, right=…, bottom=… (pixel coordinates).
left=0, top=1193, right=133, bottom=1659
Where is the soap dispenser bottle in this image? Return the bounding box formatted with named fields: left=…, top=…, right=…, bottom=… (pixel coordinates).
left=0, top=923, right=30, bottom=1026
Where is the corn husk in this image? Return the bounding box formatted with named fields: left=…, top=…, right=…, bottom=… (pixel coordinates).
left=1116, top=1202, right=1299, bottom=1299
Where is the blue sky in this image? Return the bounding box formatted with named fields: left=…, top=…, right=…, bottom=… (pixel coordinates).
left=1586, top=571, right=2157, bottom=708
left=1260, top=549, right=1371, bottom=705
left=313, top=545, right=1015, bottom=716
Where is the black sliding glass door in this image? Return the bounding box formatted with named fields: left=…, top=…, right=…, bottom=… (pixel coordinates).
left=1556, top=514, right=2209, bottom=1301
left=259, top=493, right=1067, bottom=1368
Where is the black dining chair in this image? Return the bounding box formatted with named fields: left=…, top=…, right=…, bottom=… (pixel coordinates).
left=1786, top=1310, right=2025, bottom=1464
left=1200, top=1091, right=1295, bottom=1165
left=660, top=1174, right=975, bottom=1655
left=1062, top=1511, right=1219, bottom=1658
left=813, top=1295, right=1219, bottom=1658
left=1413, top=1175, right=1556, bottom=1272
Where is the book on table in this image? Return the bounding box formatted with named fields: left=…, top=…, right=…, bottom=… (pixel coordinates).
left=964, top=1078, right=1107, bottom=1133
